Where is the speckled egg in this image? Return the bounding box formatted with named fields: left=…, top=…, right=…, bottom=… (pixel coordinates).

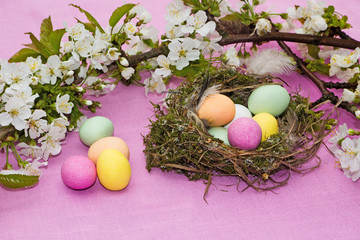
left=227, top=117, right=262, bottom=150
left=252, top=113, right=279, bottom=141
left=224, top=104, right=252, bottom=129
left=61, top=156, right=97, bottom=190
left=247, top=85, right=290, bottom=117
left=88, top=137, right=130, bottom=165
left=208, top=127, right=230, bottom=145
left=97, top=149, right=131, bottom=191
left=197, top=94, right=235, bottom=127
left=79, top=116, right=114, bottom=146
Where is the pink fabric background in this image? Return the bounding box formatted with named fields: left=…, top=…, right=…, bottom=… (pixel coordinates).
left=1, top=0, right=360, bottom=239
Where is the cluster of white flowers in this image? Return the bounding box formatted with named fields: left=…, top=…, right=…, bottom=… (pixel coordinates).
left=287, top=0, right=327, bottom=35
left=329, top=124, right=360, bottom=181
left=0, top=5, right=158, bottom=177
left=145, top=0, right=234, bottom=95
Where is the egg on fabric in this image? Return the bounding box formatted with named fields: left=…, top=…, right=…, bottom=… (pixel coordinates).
left=97, top=149, right=131, bottom=191
left=247, top=85, right=290, bottom=117
left=224, top=104, right=252, bottom=129
left=61, top=156, right=97, bottom=190
left=79, top=116, right=114, bottom=146
left=197, top=94, right=236, bottom=127
left=227, top=117, right=262, bottom=150
left=252, top=113, right=279, bottom=141
left=88, top=137, right=130, bottom=165
left=208, top=127, right=230, bottom=145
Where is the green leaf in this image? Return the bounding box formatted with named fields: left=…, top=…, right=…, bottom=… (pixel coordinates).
left=109, top=4, right=136, bottom=28
left=0, top=174, right=39, bottom=189
left=49, top=29, right=66, bottom=54
left=307, top=44, right=320, bottom=59
left=9, top=48, right=41, bottom=63
left=70, top=4, right=104, bottom=33
left=25, top=32, right=51, bottom=58
left=40, top=16, right=53, bottom=48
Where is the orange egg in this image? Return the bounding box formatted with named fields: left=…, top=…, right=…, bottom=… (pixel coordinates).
left=88, top=136, right=130, bottom=165
left=197, top=94, right=235, bottom=127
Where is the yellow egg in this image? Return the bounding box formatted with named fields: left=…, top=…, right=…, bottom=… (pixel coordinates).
left=252, top=113, right=279, bottom=141
left=97, top=149, right=131, bottom=191
left=197, top=94, right=235, bottom=127
left=88, top=137, right=130, bottom=165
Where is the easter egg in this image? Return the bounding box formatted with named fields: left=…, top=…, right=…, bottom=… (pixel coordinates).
left=88, top=137, right=130, bottom=164
left=208, top=127, right=230, bottom=145
left=227, top=117, right=262, bottom=150
left=224, top=104, right=252, bottom=129
left=61, top=156, right=97, bottom=190
left=247, top=85, right=290, bottom=117
left=252, top=113, right=279, bottom=141
left=197, top=94, right=235, bottom=127
left=79, top=116, right=114, bottom=146
left=97, top=149, right=131, bottom=191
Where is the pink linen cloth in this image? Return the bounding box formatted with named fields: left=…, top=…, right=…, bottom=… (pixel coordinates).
left=1, top=0, right=360, bottom=239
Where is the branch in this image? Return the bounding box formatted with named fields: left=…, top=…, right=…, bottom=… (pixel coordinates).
left=219, top=32, right=360, bottom=49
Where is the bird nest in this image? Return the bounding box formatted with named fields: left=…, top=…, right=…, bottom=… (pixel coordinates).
left=143, top=68, right=332, bottom=197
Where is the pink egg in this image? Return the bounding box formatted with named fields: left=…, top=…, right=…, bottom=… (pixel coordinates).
left=228, top=117, right=262, bottom=150
left=61, top=156, right=97, bottom=190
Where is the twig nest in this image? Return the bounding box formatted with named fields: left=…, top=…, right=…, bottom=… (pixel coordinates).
left=196, top=93, right=235, bottom=127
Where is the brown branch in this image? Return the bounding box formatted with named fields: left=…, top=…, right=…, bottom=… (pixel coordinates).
left=219, top=32, right=360, bottom=49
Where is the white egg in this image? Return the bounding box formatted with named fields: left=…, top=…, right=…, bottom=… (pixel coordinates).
left=224, top=104, right=252, bottom=129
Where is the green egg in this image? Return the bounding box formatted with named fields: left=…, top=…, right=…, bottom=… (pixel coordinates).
left=79, top=116, right=114, bottom=146
left=247, top=85, right=290, bottom=117
left=208, top=127, right=230, bottom=145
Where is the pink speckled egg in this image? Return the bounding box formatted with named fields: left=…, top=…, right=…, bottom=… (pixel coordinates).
left=227, top=117, right=262, bottom=150
left=61, top=156, right=97, bottom=190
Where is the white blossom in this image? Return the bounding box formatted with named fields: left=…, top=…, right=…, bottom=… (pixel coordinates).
left=25, top=109, right=48, bottom=139
left=255, top=18, right=272, bottom=36
left=168, top=38, right=201, bottom=70
left=330, top=47, right=360, bottom=77
left=165, top=23, right=184, bottom=40
left=0, top=97, right=31, bottom=130
left=66, top=23, right=91, bottom=41
left=198, top=33, right=223, bottom=55
left=51, top=117, right=70, bottom=134
left=130, top=5, right=152, bottom=24
left=2, top=83, right=39, bottom=106
left=139, top=26, right=159, bottom=43
left=0, top=158, right=47, bottom=176
left=124, top=22, right=137, bottom=35
left=165, top=0, right=191, bottom=25
left=224, top=47, right=241, bottom=67
left=155, top=55, right=172, bottom=77
left=17, top=143, right=44, bottom=160
left=144, top=72, right=166, bottom=96
left=25, top=56, right=42, bottom=73
left=55, top=94, right=74, bottom=119
left=341, top=89, right=356, bottom=103
left=181, top=10, right=216, bottom=37
left=107, top=47, right=121, bottom=61
left=2, top=62, right=31, bottom=85
left=120, top=57, right=129, bottom=67
left=121, top=67, right=135, bottom=80
left=39, top=126, right=65, bottom=160
left=328, top=123, right=349, bottom=152
left=335, top=137, right=360, bottom=181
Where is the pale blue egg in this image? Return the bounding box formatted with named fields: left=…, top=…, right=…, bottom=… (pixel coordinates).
left=248, top=85, right=290, bottom=117
left=79, top=116, right=114, bottom=146
left=208, top=127, right=230, bottom=145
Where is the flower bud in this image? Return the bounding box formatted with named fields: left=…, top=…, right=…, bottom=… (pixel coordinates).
left=120, top=57, right=129, bottom=67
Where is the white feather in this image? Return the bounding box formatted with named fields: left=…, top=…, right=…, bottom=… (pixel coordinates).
left=245, top=48, right=296, bottom=76
left=195, top=85, right=220, bottom=111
